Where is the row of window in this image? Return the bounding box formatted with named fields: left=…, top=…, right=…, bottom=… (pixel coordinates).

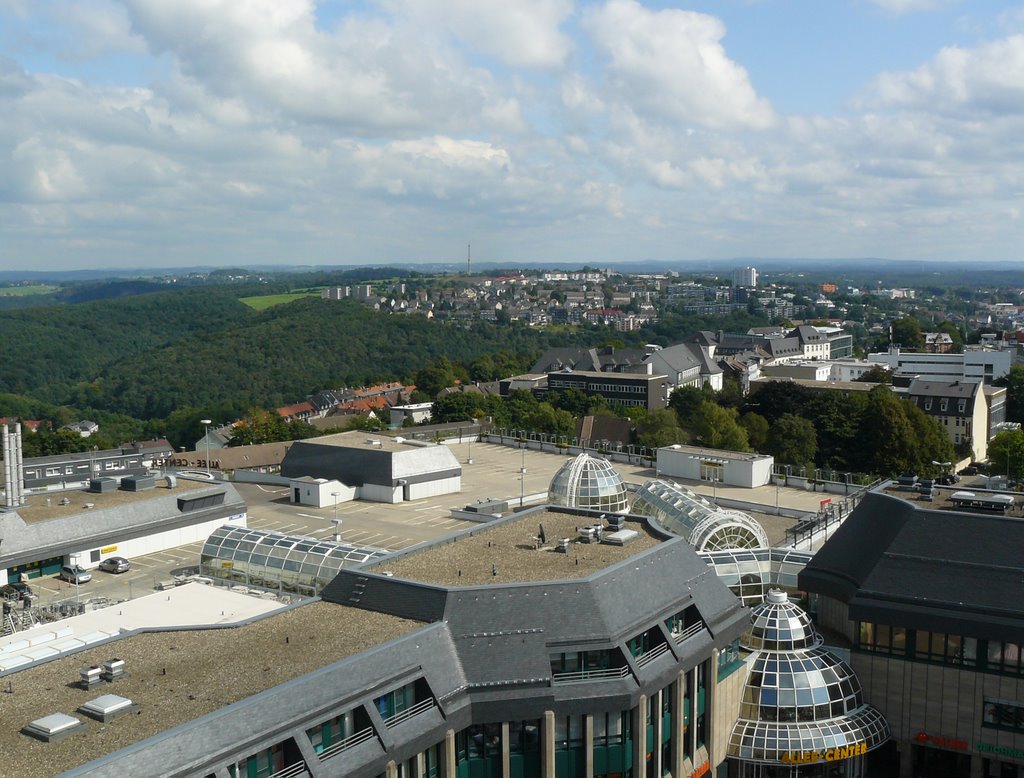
left=922, top=398, right=968, bottom=413
left=857, top=623, right=1024, bottom=677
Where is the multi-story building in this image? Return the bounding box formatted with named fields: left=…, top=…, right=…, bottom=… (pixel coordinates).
left=545, top=369, right=670, bottom=409
left=7, top=506, right=750, bottom=777
left=868, top=345, right=1017, bottom=385
left=905, top=379, right=1005, bottom=461
left=732, top=267, right=758, bottom=288
left=800, top=485, right=1024, bottom=778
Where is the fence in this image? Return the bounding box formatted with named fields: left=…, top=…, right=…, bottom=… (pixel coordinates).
left=482, top=429, right=656, bottom=469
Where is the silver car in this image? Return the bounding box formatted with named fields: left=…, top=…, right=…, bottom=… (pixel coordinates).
left=59, top=565, right=92, bottom=584
left=98, top=556, right=131, bottom=574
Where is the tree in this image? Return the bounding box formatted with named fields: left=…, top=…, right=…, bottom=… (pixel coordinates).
left=766, top=414, right=818, bottom=466
left=889, top=317, right=924, bottom=350
left=994, top=365, right=1024, bottom=424
left=669, top=385, right=704, bottom=428
left=855, top=387, right=918, bottom=476
left=987, top=429, right=1024, bottom=479
left=855, top=365, right=893, bottom=384
left=740, top=411, right=769, bottom=451
left=692, top=400, right=750, bottom=451
left=433, top=393, right=485, bottom=424
left=229, top=409, right=290, bottom=446
left=636, top=408, right=686, bottom=449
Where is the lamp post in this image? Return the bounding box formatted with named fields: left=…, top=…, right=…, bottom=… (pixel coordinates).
left=520, top=448, right=527, bottom=508
left=200, top=419, right=212, bottom=477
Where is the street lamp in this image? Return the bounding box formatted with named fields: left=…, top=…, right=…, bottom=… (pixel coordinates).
left=331, top=491, right=340, bottom=526
left=520, top=449, right=527, bottom=508
left=200, top=419, right=213, bottom=477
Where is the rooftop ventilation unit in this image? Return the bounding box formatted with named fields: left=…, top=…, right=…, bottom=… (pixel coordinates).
left=79, top=665, right=102, bottom=689
left=78, top=694, right=137, bottom=723
left=602, top=528, right=640, bottom=546
left=101, top=657, right=126, bottom=682
left=120, top=475, right=155, bottom=492
left=89, top=478, right=117, bottom=494
left=22, top=713, right=83, bottom=743
left=164, top=474, right=177, bottom=489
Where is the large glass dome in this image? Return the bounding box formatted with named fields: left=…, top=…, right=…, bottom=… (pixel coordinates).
left=728, top=591, right=890, bottom=776
left=630, top=479, right=768, bottom=552
left=548, top=453, right=629, bottom=513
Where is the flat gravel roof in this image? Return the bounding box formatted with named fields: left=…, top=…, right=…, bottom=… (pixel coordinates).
left=0, top=601, right=422, bottom=777
left=374, top=510, right=664, bottom=586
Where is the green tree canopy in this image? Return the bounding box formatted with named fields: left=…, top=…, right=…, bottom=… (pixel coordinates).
left=766, top=414, right=818, bottom=467
left=692, top=400, right=750, bottom=452
left=994, top=365, right=1024, bottom=424
left=739, top=411, right=769, bottom=451
left=636, top=408, right=686, bottom=449
left=987, top=429, right=1024, bottom=479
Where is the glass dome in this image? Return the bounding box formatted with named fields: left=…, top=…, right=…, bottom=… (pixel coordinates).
left=728, top=590, right=891, bottom=771
left=630, top=479, right=768, bottom=552
left=548, top=453, right=629, bottom=513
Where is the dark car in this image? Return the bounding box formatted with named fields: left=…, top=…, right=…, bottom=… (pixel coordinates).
left=0, top=581, right=34, bottom=601
left=937, top=473, right=960, bottom=485
left=97, top=557, right=131, bottom=574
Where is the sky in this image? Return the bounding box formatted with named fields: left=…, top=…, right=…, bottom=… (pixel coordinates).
left=1, top=0, right=1023, bottom=270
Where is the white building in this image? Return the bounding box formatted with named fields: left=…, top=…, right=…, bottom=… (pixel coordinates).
left=867, top=345, right=1016, bottom=385
left=655, top=444, right=774, bottom=489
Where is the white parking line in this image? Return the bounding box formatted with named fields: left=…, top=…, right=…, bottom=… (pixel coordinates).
left=296, top=513, right=323, bottom=520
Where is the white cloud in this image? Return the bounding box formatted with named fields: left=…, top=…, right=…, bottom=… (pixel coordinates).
left=582, top=0, right=775, bottom=131
left=382, top=0, right=574, bottom=70
left=869, top=35, right=1024, bottom=115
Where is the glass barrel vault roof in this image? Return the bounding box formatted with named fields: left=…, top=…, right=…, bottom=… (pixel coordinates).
left=200, top=525, right=389, bottom=595
left=548, top=453, right=629, bottom=513
left=630, top=479, right=768, bottom=552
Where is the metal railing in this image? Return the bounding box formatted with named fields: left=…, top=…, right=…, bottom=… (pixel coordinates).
left=266, top=761, right=309, bottom=778
left=551, top=665, right=631, bottom=685
left=384, top=698, right=436, bottom=729
left=319, top=727, right=376, bottom=761
left=673, top=621, right=704, bottom=643
left=634, top=641, right=672, bottom=668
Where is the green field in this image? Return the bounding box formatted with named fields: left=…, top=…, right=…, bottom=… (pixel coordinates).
left=238, top=291, right=320, bottom=310
left=0, top=284, right=58, bottom=296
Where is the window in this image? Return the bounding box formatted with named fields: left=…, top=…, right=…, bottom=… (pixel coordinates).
left=857, top=622, right=908, bottom=658
left=940, top=399, right=948, bottom=412
left=983, top=699, right=1024, bottom=733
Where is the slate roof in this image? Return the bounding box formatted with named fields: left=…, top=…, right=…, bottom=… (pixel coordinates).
left=799, top=489, right=1024, bottom=642
left=530, top=347, right=647, bottom=374
left=906, top=378, right=982, bottom=399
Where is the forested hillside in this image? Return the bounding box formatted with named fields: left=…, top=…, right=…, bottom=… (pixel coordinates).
left=80, top=299, right=598, bottom=418
left=0, top=287, right=253, bottom=403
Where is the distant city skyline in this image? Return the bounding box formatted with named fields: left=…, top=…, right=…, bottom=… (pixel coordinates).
left=1, top=0, right=1023, bottom=270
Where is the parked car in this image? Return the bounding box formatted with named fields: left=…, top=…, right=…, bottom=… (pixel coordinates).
left=58, top=565, right=92, bottom=584
left=98, top=556, right=130, bottom=574
left=0, top=581, right=34, bottom=601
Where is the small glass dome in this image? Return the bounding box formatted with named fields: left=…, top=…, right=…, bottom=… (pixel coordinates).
left=630, top=480, right=768, bottom=552
left=728, top=590, right=891, bottom=772
left=548, top=453, right=629, bottom=513
left=744, top=589, right=820, bottom=651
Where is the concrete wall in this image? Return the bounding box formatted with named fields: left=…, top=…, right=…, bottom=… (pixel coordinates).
left=407, top=476, right=460, bottom=501
left=656, top=447, right=773, bottom=489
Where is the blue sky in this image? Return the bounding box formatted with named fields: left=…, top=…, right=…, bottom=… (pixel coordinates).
left=1, top=0, right=1023, bottom=269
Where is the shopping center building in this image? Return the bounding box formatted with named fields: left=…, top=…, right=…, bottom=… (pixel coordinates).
left=800, top=486, right=1024, bottom=778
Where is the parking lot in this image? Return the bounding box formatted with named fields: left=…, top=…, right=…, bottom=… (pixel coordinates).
left=13, top=442, right=816, bottom=611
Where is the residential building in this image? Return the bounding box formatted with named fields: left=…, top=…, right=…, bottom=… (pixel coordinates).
left=905, top=379, right=999, bottom=461
left=732, top=266, right=758, bottom=288
left=644, top=343, right=724, bottom=392
left=800, top=485, right=1024, bottom=778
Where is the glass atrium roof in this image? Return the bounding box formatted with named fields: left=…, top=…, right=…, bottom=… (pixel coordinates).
left=630, top=479, right=768, bottom=552
left=548, top=453, right=629, bottom=513
left=700, top=548, right=811, bottom=606
left=728, top=590, right=890, bottom=766
left=200, top=525, right=389, bottom=595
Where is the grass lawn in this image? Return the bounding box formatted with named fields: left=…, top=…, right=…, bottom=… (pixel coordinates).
left=238, top=291, right=321, bottom=310
left=0, top=284, right=59, bottom=296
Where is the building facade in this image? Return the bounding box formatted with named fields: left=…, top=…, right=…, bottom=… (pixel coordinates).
left=800, top=487, right=1024, bottom=778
